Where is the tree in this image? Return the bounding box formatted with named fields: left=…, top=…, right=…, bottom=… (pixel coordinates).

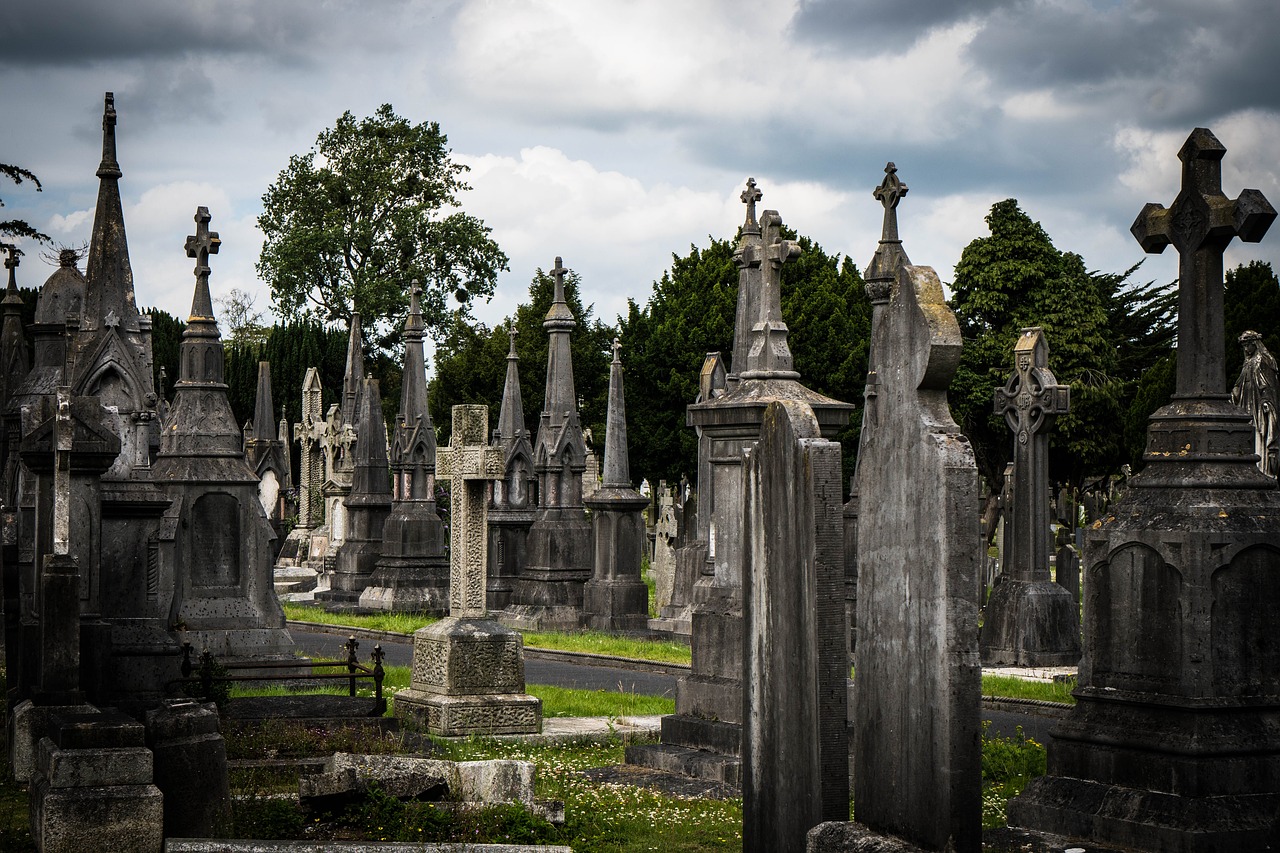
left=948, top=199, right=1125, bottom=491
left=215, top=288, right=270, bottom=349
left=617, top=231, right=871, bottom=490
left=1, top=164, right=51, bottom=256
left=257, top=105, right=508, bottom=351
left=1224, top=261, right=1280, bottom=381
left=430, top=267, right=614, bottom=447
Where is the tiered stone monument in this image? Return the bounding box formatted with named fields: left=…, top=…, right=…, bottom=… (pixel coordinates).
left=507, top=258, right=593, bottom=629
left=395, top=405, right=541, bottom=735
left=742, top=400, right=847, bottom=853
left=979, top=327, right=1081, bottom=666
left=326, top=376, right=393, bottom=603
left=1010, top=128, right=1280, bottom=852
left=629, top=180, right=853, bottom=783
left=152, top=206, right=295, bottom=664
left=813, top=163, right=982, bottom=853
left=313, top=314, right=364, bottom=583
left=360, top=282, right=450, bottom=612
left=286, top=367, right=325, bottom=558
left=583, top=339, right=650, bottom=631
left=487, top=326, right=536, bottom=610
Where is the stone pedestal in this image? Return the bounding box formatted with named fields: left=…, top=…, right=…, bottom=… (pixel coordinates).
left=980, top=578, right=1081, bottom=666
left=507, top=513, right=593, bottom=629
left=487, top=510, right=532, bottom=611
left=30, top=710, right=163, bottom=853
left=359, top=500, right=449, bottom=613
left=394, top=617, right=541, bottom=736
left=145, top=699, right=230, bottom=838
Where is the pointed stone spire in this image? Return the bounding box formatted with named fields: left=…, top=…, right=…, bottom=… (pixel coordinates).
left=601, top=338, right=632, bottom=488
left=348, top=375, right=392, bottom=502
left=496, top=325, right=527, bottom=444
left=83, top=92, right=139, bottom=334
left=392, top=281, right=436, bottom=500
left=342, top=312, right=365, bottom=423
left=865, top=162, right=911, bottom=303
left=176, top=207, right=224, bottom=388
left=278, top=404, right=289, bottom=445
left=541, top=257, right=578, bottom=430
left=252, top=361, right=276, bottom=443
left=1, top=248, right=29, bottom=407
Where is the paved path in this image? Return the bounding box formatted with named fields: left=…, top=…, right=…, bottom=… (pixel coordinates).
left=288, top=623, right=1060, bottom=743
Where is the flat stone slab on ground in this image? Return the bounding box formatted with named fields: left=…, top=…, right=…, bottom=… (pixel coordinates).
left=809, top=822, right=1126, bottom=852
left=167, top=842, right=574, bottom=852
left=581, top=762, right=740, bottom=800
left=226, top=695, right=386, bottom=720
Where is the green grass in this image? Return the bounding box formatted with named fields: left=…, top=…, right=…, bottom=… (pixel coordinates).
left=981, top=674, right=1076, bottom=704
left=231, top=664, right=675, bottom=719
left=981, top=722, right=1047, bottom=828
left=283, top=602, right=692, bottom=666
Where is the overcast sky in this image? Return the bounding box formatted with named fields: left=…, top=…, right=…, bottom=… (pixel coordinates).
left=4, top=0, right=1279, bottom=340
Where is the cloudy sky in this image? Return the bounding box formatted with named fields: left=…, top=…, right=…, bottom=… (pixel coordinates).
left=4, top=0, right=1279, bottom=339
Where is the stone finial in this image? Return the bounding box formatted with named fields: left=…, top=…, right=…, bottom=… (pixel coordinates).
left=741, top=177, right=763, bottom=234
left=342, top=312, right=365, bottom=423
left=544, top=257, right=575, bottom=326
left=496, top=325, right=526, bottom=443
left=349, top=376, right=392, bottom=499
left=97, top=92, right=121, bottom=179
left=4, top=246, right=17, bottom=274
left=865, top=162, right=912, bottom=303
left=252, top=361, right=276, bottom=443
left=740, top=210, right=800, bottom=380
left=184, top=206, right=220, bottom=321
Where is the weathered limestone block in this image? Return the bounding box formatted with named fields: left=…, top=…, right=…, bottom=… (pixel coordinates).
left=145, top=699, right=230, bottom=838
left=742, top=400, right=848, bottom=853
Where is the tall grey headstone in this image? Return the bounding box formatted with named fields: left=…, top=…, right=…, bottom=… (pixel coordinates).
left=834, top=164, right=981, bottom=853
left=395, top=405, right=541, bottom=735
left=979, top=328, right=1080, bottom=665
left=743, top=400, right=847, bottom=853
left=1010, top=128, right=1280, bottom=852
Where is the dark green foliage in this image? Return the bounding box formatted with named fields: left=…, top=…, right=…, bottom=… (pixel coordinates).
left=145, top=307, right=185, bottom=401
left=430, top=268, right=613, bottom=445
left=1, top=163, right=51, bottom=256
left=1125, top=352, right=1176, bottom=465
left=949, top=199, right=1173, bottom=488
left=1224, top=261, right=1280, bottom=381
left=257, top=105, right=508, bottom=352
left=980, top=721, right=1047, bottom=829
left=617, top=233, right=870, bottom=491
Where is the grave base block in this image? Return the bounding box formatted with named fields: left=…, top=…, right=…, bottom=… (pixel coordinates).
left=394, top=689, right=541, bottom=736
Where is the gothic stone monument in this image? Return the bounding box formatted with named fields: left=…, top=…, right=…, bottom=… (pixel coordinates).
left=814, top=163, right=982, bottom=853
left=979, top=327, right=1081, bottom=666
left=394, top=405, right=541, bottom=735
left=1009, top=128, right=1280, bottom=852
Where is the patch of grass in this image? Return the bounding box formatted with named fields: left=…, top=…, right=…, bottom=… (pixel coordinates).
left=641, top=555, right=657, bottom=618
left=282, top=603, right=438, bottom=635
left=981, top=674, right=1076, bottom=704
left=0, top=667, right=35, bottom=852
left=981, top=721, right=1047, bottom=828
left=283, top=602, right=692, bottom=665
left=528, top=684, right=675, bottom=718
left=435, top=736, right=742, bottom=852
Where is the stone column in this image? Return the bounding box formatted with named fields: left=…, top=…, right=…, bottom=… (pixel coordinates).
left=394, top=405, right=541, bottom=736
left=979, top=327, right=1081, bottom=666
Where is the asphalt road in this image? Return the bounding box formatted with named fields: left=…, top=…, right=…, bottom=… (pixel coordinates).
left=289, top=625, right=1058, bottom=742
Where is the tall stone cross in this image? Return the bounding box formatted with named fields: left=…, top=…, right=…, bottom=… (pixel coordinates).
left=550, top=256, right=568, bottom=302
left=994, top=328, right=1069, bottom=581
left=184, top=206, right=221, bottom=319
left=1131, top=128, right=1275, bottom=397
left=872, top=162, right=908, bottom=244
left=741, top=177, right=763, bottom=232
left=435, top=405, right=505, bottom=617
left=4, top=247, right=17, bottom=275
left=52, top=387, right=74, bottom=557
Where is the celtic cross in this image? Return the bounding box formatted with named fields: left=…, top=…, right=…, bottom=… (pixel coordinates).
left=184, top=206, right=220, bottom=319
left=741, top=177, right=763, bottom=232
left=550, top=256, right=568, bottom=304
left=435, top=405, right=505, bottom=618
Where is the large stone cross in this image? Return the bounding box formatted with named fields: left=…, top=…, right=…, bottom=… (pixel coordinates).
left=4, top=247, right=17, bottom=273
left=1131, top=128, right=1275, bottom=397
left=184, top=205, right=221, bottom=282
left=435, top=405, right=505, bottom=617
left=741, top=177, right=763, bottom=231
left=872, top=162, right=908, bottom=243
left=550, top=256, right=568, bottom=301
left=995, top=328, right=1069, bottom=580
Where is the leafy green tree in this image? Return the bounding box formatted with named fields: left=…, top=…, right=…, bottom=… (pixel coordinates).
left=145, top=307, right=186, bottom=402
left=1224, top=261, right=1280, bottom=381
left=948, top=199, right=1123, bottom=490
left=1, top=164, right=51, bottom=256
left=430, top=267, right=614, bottom=446
left=257, top=105, right=508, bottom=351
left=617, top=231, right=870, bottom=490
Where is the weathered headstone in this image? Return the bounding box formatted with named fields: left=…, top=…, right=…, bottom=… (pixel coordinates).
left=583, top=339, right=650, bottom=631
left=1010, top=127, right=1280, bottom=852
left=395, top=405, right=541, bottom=735
left=327, top=376, right=393, bottom=602
left=979, top=328, right=1080, bottom=666
left=650, top=481, right=678, bottom=613
left=508, top=257, right=593, bottom=629
left=145, top=699, right=230, bottom=838
left=818, top=163, right=981, bottom=853
left=360, top=282, right=449, bottom=612
left=743, top=400, right=847, bottom=853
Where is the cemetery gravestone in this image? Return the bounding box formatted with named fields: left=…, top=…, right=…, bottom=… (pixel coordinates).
left=979, top=328, right=1080, bottom=666
left=395, top=405, right=541, bottom=735
left=1010, top=127, right=1280, bottom=852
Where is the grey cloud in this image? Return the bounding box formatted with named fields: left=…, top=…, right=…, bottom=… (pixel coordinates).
left=789, top=0, right=1012, bottom=53
left=969, top=0, right=1280, bottom=126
